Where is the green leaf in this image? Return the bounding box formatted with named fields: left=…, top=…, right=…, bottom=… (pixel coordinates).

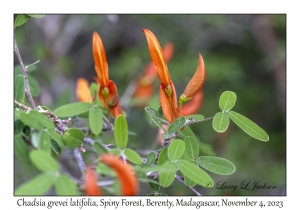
left=31, top=132, right=39, bottom=148
left=196, top=156, right=236, bottom=175
left=14, top=120, right=24, bottom=136
left=28, top=76, right=40, bottom=97
left=30, top=150, right=60, bottom=172
left=219, top=91, right=237, bottom=112
left=38, top=130, right=51, bottom=155
left=54, top=102, right=92, bottom=118
left=149, top=178, right=160, bottom=192
left=19, top=110, right=54, bottom=130
left=159, top=161, right=177, bottom=187
left=51, top=139, right=62, bottom=155
left=157, top=107, right=163, bottom=118
left=97, top=163, right=116, bottom=177
left=14, top=136, right=29, bottom=161
left=27, top=14, right=45, bottom=18
left=228, top=111, right=269, bottom=141
left=184, top=136, right=199, bottom=159
left=156, top=193, right=168, bottom=196
left=158, top=147, right=169, bottom=165
left=114, top=115, right=128, bottom=149
left=15, top=173, right=55, bottom=195
left=22, top=125, right=31, bottom=137
left=14, top=75, right=25, bottom=102
left=63, top=128, right=84, bottom=148
left=89, top=106, right=103, bottom=135
left=145, top=107, right=158, bottom=117
left=93, top=141, right=108, bottom=155
left=212, top=112, right=230, bottom=133
left=14, top=14, right=31, bottom=27
left=161, top=132, right=175, bottom=139
left=108, top=148, right=121, bottom=157
left=167, top=139, right=185, bottom=161
left=150, top=117, right=167, bottom=132
left=54, top=174, right=78, bottom=195
left=177, top=159, right=214, bottom=188
left=90, top=82, right=99, bottom=98
left=184, top=174, right=196, bottom=187
left=145, top=151, right=156, bottom=167
left=47, top=129, right=65, bottom=150
left=168, top=117, right=186, bottom=134
left=178, top=126, right=195, bottom=137
left=124, top=149, right=142, bottom=165
left=185, top=114, right=205, bottom=121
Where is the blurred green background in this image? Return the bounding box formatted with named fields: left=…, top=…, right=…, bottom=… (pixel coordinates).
left=14, top=14, right=286, bottom=196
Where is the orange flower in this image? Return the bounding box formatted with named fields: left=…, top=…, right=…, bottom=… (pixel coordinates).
left=92, top=32, right=122, bottom=118
left=180, top=89, right=204, bottom=116
left=143, top=29, right=178, bottom=123
left=84, top=166, right=102, bottom=196
left=133, top=42, right=174, bottom=108
left=179, top=53, right=206, bottom=105
left=76, top=78, right=92, bottom=102
left=100, top=154, right=138, bottom=195
left=143, top=29, right=206, bottom=122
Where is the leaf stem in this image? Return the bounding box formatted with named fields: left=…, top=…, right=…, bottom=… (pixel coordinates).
left=175, top=175, right=202, bottom=196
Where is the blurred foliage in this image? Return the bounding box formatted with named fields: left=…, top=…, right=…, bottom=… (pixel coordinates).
left=14, top=14, right=286, bottom=196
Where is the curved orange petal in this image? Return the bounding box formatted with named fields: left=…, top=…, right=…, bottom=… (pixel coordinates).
left=182, top=53, right=206, bottom=100
left=100, top=154, right=138, bottom=195
left=85, top=166, right=102, bottom=196
left=76, top=78, right=91, bottom=102
left=93, top=32, right=109, bottom=87
left=181, top=90, right=204, bottom=116
left=142, top=29, right=171, bottom=86
left=160, top=82, right=178, bottom=123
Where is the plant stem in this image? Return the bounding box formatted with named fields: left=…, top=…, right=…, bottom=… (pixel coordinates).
left=175, top=175, right=202, bottom=196
left=14, top=34, right=36, bottom=109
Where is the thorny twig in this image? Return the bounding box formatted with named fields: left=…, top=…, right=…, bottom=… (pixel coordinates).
left=14, top=35, right=36, bottom=109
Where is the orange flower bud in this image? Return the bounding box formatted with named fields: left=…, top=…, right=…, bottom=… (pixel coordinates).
left=181, top=90, right=204, bottom=116
left=93, top=32, right=109, bottom=87
left=85, top=166, right=102, bottom=196
left=142, top=29, right=171, bottom=86
left=180, top=53, right=206, bottom=104
left=76, top=78, right=91, bottom=102
left=159, top=82, right=179, bottom=123
left=100, top=154, right=138, bottom=196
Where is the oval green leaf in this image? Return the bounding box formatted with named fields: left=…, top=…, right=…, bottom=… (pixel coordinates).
left=168, top=117, right=186, bottom=134
left=89, top=106, right=103, bottom=135
left=114, top=115, right=128, bottom=149
left=54, top=174, right=78, bottom=195
left=47, top=129, right=65, bottom=150
left=159, top=161, right=177, bottom=187
left=177, top=159, right=214, bottom=188
left=14, top=14, right=31, bottom=27
left=51, top=139, right=62, bottom=155
left=184, top=136, right=199, bottom=159
left=31, top=132, right=39, bottom=148
left=14, top=75, right=25, bottom=102
left=197, top=156, right=236, bottom=175
left=93, top=141, right=108, bottom=155
left=14, top=136, right=29, bottom=161
left=157, top=107, right=163, bottom=118
left=63, top=128, right=84, bottom=148
left=27, top=14, right=45, bottom=18
left=161, top=132, right=175, bottom=139
left=212, top=112, right=230, bottom=133
left=28, top=76, right=40, bottom=97
left=19, top=110, right=54, bottom=130
left=108, top=148, right=121, bottom=157
left=228, top=111, right=269, bottom=141
left=124, top=148, right=142, bottom=165
left=178, top=126, right=195, bottom=137
left=145, top=107, right=158, bottom=117
left=219, top=91, right=237, bottom=111
left=30, top=150, right=59, bottom=172
left=90, top=82, right=99, bottom=98
left=158, top=147, right=169, bottom=165
left=185, top=114, right=205, bottom=121
left=54, top=102, right=92, bottom=118
left=168, top=140, right=185, bottom=161
left=38, top=130, right=51, bottom=155
left=15, top=173, right=55, bottom=195
left=145, top=151, right=156, bottom=167
left=149, top=178, right=160, bottom=192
